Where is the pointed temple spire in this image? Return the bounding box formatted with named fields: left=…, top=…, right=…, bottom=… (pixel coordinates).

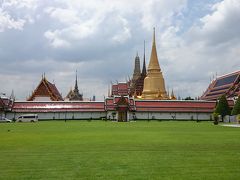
left=141, top=28, right=167, bottom=100
left=142, top=40, right=147, bottom=76
left=65, top=71, right=83, bottom=101
left=74, top=70, right=79, bottom=92
left=148, top=27, right=160, bottom=71
left=170, top=89, right=176, bottom=100
left=132, top=52, right=141, bottom=81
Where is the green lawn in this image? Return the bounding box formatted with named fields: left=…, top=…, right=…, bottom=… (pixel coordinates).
left=0, top=121, right=240, bottom=180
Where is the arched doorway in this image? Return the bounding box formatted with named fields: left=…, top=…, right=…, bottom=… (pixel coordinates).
left=116, top=96, right=129, bottom=122
left=118, top=109, right=127, bottom=122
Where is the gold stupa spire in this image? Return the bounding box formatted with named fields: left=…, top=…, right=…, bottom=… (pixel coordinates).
left=141, top=28, right=167, bottom=100
left=148, top=27, right=161, bottom=71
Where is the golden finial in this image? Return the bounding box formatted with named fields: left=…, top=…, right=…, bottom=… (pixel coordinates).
left=153, top=27, right=156, bottom=43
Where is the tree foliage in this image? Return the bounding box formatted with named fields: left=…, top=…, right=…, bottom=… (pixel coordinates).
left=231, top=96, right=240, bottom=115
left=214, top=95, right=231, bottom=118
left=184, top=96, right=194, bottom=100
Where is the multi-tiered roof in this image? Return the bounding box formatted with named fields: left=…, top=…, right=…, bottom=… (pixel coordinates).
left=28, top=76, right=63, bottom=101
left=201, top=70, right=240, bottom=101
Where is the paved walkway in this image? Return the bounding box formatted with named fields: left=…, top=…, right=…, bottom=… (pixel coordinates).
left=221, top=124, right=240, bottom=128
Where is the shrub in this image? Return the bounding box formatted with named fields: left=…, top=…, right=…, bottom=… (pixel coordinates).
left=214, top=95, right=231, bottom=121
left=232, top=96, right=240, bottom=115
left=213, top=112, right=219, bottom=125
left=236, top=114, right=240, bottom=124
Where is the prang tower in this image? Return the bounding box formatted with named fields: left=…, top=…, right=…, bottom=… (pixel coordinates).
left=141, top=28, right=167, bottom=99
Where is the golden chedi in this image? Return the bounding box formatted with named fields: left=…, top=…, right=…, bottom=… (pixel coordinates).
left=141, top=28, right=168, bottom=100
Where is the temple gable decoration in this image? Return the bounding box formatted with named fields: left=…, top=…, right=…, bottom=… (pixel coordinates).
left=28, top=76, right=63, bottom=101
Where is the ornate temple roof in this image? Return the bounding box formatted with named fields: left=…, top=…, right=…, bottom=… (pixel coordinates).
left=201, top=70, right=240, bottom=101
left=65, top=71, right=83, bottom=101
left=105, top=96, right=136, bottom=111
left=132, top=53, right=141, bottom=81
left=28, top=76, right=63, bottom=101
left=0, top=95, right=13, bottom=112
left=129, top=41, right=147, bottom=97
left=111, top=82, right=130, bottom=96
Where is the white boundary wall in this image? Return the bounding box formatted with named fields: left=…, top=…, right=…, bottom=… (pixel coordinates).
left=6, top=111, right=212, bottom=121
left=6, top=112, right=106, bottom=120
left=129, top=112, right=212, bottom=121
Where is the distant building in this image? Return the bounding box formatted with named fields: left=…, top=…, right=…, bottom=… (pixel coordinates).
left=0, top=93, right=13, bottom=118
left=4, top=96, right=220, bottom=122
left=4, top=28, right=233, bottom=122
left=110, top=29, right=175, bottom=100
left=28, top=76, right=63, bottom=101
left=201, top=70, right=240, bottom=101
left=111, top=82, right=130, bottom=96
left=65, top=71, right=83, bottom=101
left=130, top=46, right=147, bottom=97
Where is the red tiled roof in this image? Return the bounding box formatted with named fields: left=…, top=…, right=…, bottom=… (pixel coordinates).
left=28, top=77, right=63, bottom=101
left=135, top=100, right=216, bottom=113
left=201, top=70, right=240, bottom=101
left=11, top=99, right=225, bottom=114
left=111, top=82, right=130, bottom=96
left=13, top=101, right=105, bottom=112
left=47, top=81, right=63, bottom=100
left=105, top=96, right=136, bottom=111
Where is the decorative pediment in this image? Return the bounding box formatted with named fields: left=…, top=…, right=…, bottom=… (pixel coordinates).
left=28, top=76, right=63, bottom=101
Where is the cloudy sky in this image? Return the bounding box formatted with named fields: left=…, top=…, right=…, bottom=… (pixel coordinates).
left=0, top=0, right=240, bottom=100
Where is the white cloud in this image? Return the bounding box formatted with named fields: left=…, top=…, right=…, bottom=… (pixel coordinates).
left=44, top=3, right=107, bottom=47
left=0, top=0, right=40, bottom=32
left=159, top=0, right=240, bottom=98
left=0, top=9, right=26, bottom=32
left=1, top=0, right=240, bottom=100
left=43, top=0, right=186, bottom=47
left=141, top=0, right=187, bottom=31
left=188, top=0, right=240, bottom=45
left=2, top=0, right=39, bottom=9
left=44, top=30, right=70, bottom=48
left=111, top=16, right=131, bottom=43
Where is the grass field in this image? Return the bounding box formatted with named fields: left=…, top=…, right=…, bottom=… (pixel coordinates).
left=0, top=121, right=240, bottom=180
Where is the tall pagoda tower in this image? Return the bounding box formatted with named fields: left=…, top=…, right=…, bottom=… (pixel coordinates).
left=141, top=28, right=167, bottom=99
left=133, top=41, right=147, bottom=97
left=65, top=71, right=83, bottom=101
left=132, top=53, right=141, bottom=82
left=130, top=53, right=141, bottom=95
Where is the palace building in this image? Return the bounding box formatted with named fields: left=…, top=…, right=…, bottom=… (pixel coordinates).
left=111, top=44, right=147, bottom=97
left=111, top=28, right=174, bottom=100
left=111, top=82, right=130, bottom=96
left=28, top=75, right=63, bottom=101
left=3, top=28, right=237, bottom=122
left=201, top=70, right=240, bottom=101
left=65, top=71, right=83, bottom=101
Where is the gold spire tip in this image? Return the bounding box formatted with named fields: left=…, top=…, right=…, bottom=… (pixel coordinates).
left=153, top=27, right=156, bottom=43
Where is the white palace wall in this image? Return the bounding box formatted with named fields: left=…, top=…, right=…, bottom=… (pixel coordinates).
left=129, top=112, right=211, bottom=121
left=6, top=111, right=106, bottom=120
left=5, top=110, right=212, bottom=121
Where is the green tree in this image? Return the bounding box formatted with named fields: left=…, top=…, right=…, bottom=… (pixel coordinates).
left=232, top=96, right=240, bottom=115
left=184, top=96, right=194, bottom=100
left=214, top=95, right=231, bottom=121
